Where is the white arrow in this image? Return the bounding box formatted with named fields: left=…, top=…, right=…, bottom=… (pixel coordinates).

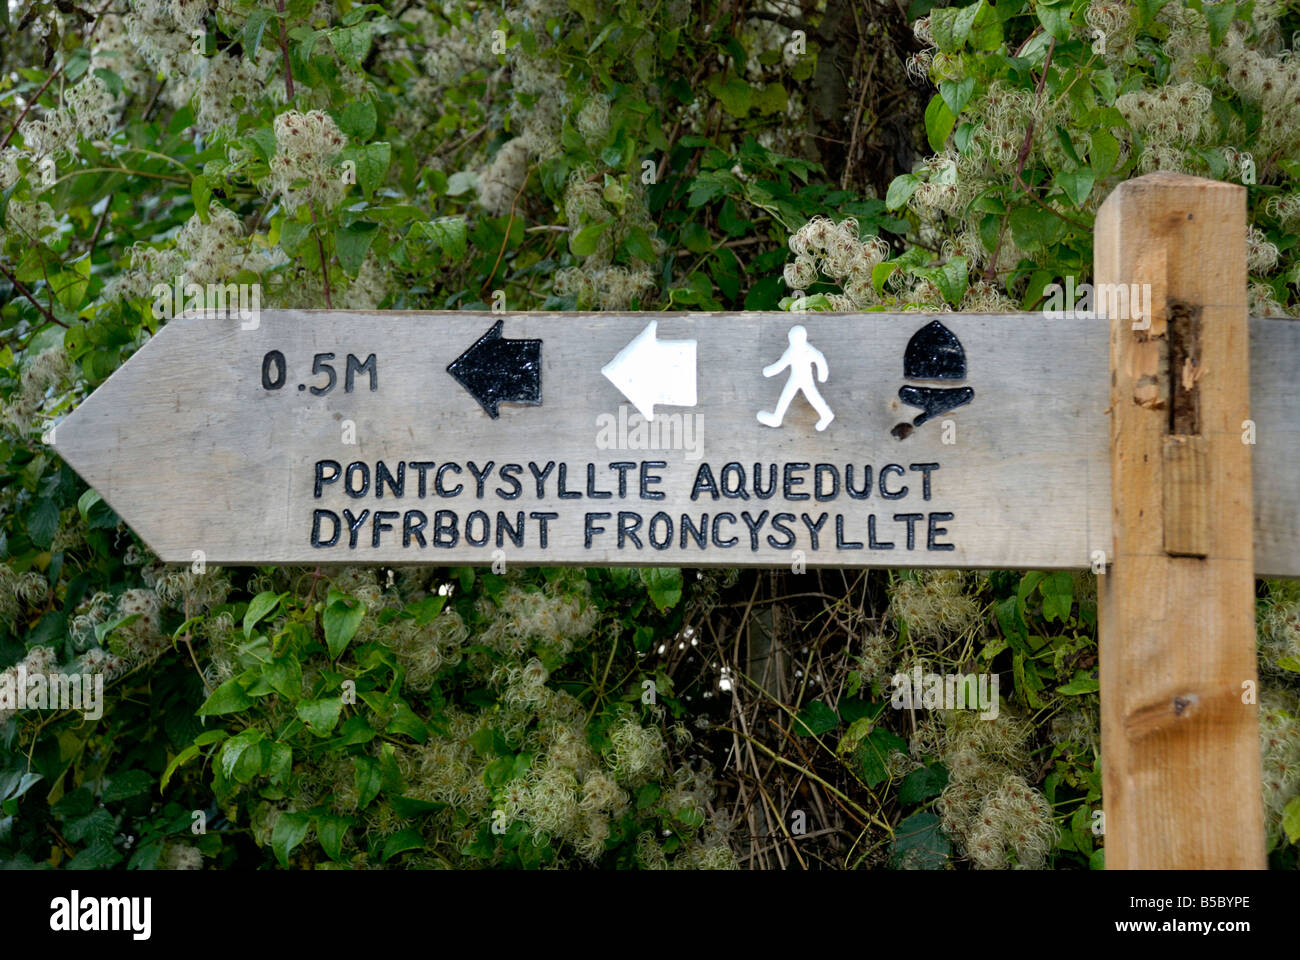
left=601, top=320, right=697, bottom=420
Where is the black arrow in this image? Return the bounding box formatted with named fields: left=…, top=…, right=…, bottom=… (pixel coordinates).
left=446, top=319, right=542, bottom=418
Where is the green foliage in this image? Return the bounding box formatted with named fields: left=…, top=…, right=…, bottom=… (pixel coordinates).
left=0, top=0, right=1297, bottom=871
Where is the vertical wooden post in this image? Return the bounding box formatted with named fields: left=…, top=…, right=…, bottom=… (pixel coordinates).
left=1095, top=172, right=1264, bottom=868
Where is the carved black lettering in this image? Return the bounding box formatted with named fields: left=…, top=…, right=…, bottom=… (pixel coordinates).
left=342, top=508, right=369, bottom=549
left=529, top=511, right=557, bottom=548
left=346, top=352, right=378, bottom=393
left=372, top=510, right=399, bottom=547
left=496, top=511, right=524, bottom=547
left=432, top=510, right=459, bottom=548
left=648, top=512, right=673, bottom=550
left=609, top=462, right=636, bottom=498
left=894, top=512, right=923, bottom=550
left=467, top=460, right=495, bottom=498
left=909, top=462, right=939, bottom=501
left=465, top=509, right=490, bottom=547
left=880, top=464, right=908, bottom=500
left=784, top=463, right=810, bottom=500
left=403, top=510, right=427, bottom=548
left=721, top=462, right=750, bottom=500
left=681, top=513, right=708, bottom=549
left=618, top=511, right=644, bottom=549
left=528, top=461, right=555, bottom=498
left=311, top=509, right=340, bottom=547
left=815, top=464, right=840, bottom=502
left=584, top=512, right=611, bottom=549
left=496, top=463, right=523, bottom=500
left=640, top=461, right=666, bottom=501
left=740, top=510, right=769, bottom=551
left=927, top=512, right=956, bottom=551
left=557, top=462, right=581, bottom=499
left=345, top=462, right=370, bottom=498
left=767, top=513, right=796, bottom=550
left=409, top=461, right=436, bottom=498
left=436, top=463, right=463, bottom=497
left=711, top=512, right=739, bottom=547
left=835, top=515, right=863, bottom=549
left=845, top=464, right=872, bottom=500
left=868, top=514, right=894, bottom=549
left=690, top=463, right=719, bottom=501
left=376, top=460, right=405, bottom=498
left=586, top=463, right=613, bottom=499
left=800, top=511, right=828, bottom=549
left=314, top=460, right=341, bottom=498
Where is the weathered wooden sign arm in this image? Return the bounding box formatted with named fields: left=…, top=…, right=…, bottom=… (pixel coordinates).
left=48, top=311, right=1297, bottom=574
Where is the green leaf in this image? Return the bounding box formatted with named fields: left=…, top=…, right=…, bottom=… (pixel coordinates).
left=101, top=769, right=153, bottom=802
left=1090, top=129, right=1120, bottom=176
left=1202, top=1, right=1235, bottom=46
left=680, top=221, right=712, bottom=254
left=220, top=728, right=265, bottom=779
left=885, top=175, right=919, bottom=212
left=445, top=170, right=475, bottom=196
left=899, top=764, right=949, bottom=805
left=337, top=99, right=377, bottom=141
left=857, top=728, right=907, bottom=787
left=1034, top=0, right=1073, bottom=41
left=933, top=255, right=969, bottom=307
left=329, top=22, right=372, bottom=68
left=1057, top=677, right=1100, bottom=695
left=640, top=567, right=682, bottom=612
left=243, top=590, right=283, bottom=638
left=353, top=756, right=383, bottom=810
left=191, top=175, right=212, bottom=224
left=1282, top=795, right=1300, bottom=844
left=271, top=811, right=311, bottom=867
left=1039, top=570, right=1074, bottom=622
left=570, top=219, right=611, bottom=257
left=716, top=78, right=752, bottom=117
left=263, top=653, right=302, bottom=699
left=930, top=1, right=984, bottom=51
left=793, top=700, right=839, bottom=737
left=336, top=220, right=378, bottom=277
left=341, top=142, right=390, bottom=198
left=27, top=498, right=58, bottom=550
left=0, top=771, right=42, bottom=803
left=752, top=82, right=787, bottom=116
left=939, top=77, right=975, bottom=117
left=243, top=9, right=273, bottom=61
left=161, top=732, right=227, bottom=791
left=323, top=589, right=366, bottom=659
left=243, top=128, right=276, bottom=165
left=412, top=217, right=467, bottom=260
left=381, top=827, right=425, bottom=862
left=1055, top=168, right=1095, bottom=208
left=197, top=676, right=253, bottom=716
left=624, top=225, right=656, bottom=262
left=296, top=697, right=343, bottom=736
left=315, top=815, right=351, bottom=861
left=1009, top=205, right=1065, bottom=250
left=924, top=95, right=957, bottom=152
left=889, top=811, right=951, bottom=869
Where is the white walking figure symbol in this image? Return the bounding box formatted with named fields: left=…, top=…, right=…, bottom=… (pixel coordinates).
left=757, top=325, right=834, bottom=431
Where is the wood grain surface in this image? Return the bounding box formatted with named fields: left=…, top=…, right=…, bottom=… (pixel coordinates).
left=49, top=308, right=1297, bottom=574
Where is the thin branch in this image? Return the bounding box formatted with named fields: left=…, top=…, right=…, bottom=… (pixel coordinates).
left=276, top=0, right=296, bottom=101
left=0, top=262, right=68, bottom=328
left=308, top=203, right=332, bottom=308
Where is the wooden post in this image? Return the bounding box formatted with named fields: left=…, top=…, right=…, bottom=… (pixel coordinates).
left=1096, top=172, right=1265, bottom=868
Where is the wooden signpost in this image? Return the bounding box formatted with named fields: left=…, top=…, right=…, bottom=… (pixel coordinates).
left=49, top=173, right=1299, bottom=868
